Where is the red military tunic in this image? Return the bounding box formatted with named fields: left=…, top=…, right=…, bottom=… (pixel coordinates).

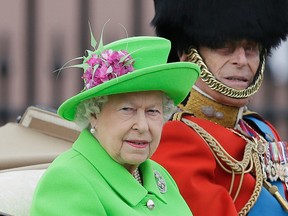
left=152, top=113, right=287, bottom=215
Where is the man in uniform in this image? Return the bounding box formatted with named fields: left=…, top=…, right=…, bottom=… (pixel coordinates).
left=151, top=0, right=288, bottom=215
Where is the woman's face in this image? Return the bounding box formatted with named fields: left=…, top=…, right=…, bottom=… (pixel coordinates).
left=90, top=91, right=164, bottom=173
left=185, top=40, right=261, bottom=107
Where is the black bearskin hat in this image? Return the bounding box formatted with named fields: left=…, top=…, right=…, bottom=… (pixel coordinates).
left=152, top=0, right=288, bottom=62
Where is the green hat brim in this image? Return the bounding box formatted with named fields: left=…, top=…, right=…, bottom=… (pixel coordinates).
left=58, top=62, right=199, bottom=121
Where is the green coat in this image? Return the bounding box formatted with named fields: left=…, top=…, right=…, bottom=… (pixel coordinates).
left=30, top=129, right=192, bottom=216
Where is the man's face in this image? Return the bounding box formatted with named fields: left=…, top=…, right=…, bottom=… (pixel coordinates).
left=195, top=40, right=261, bottom=107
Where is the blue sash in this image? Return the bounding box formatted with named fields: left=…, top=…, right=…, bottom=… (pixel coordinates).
left=244, top=115, right=288, bottom=215
left=249, top=182, right=287, bottom=215
left=244, top=116, right=275, bottom=141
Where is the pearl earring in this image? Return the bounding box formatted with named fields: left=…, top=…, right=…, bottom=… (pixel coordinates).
left=90, top=127, right=96, bottom=134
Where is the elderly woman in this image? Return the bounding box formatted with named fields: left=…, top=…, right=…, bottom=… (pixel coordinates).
left=30, top=35, right=199, bottom=215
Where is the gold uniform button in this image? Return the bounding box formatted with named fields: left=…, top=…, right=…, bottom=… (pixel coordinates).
left=146, top=199, right=155, bottom=210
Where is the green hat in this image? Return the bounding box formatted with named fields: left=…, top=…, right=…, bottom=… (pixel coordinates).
left=58, top=36, right=200, bottom=121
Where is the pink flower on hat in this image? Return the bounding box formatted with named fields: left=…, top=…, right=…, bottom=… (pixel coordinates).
left=55, top=23, right=136, bottom=91
left=82, top=49, right=135, bottom=90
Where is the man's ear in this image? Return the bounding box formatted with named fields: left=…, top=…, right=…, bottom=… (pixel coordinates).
left=179, top=53, right=188, bottom=62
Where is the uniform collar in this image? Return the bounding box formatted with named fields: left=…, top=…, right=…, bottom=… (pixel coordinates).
left=72, top=129, right=167, bottom=206
left=179, top=87, right=244, bottom=128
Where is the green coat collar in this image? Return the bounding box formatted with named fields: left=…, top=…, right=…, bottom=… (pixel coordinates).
left=73, top=129, right=167, bottom=206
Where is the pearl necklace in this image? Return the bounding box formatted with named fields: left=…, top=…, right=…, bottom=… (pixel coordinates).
left=132, top=168, right=142, bottom=185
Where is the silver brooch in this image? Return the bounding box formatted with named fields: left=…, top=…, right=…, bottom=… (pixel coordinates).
left=154, top=170, right=167, bottom=193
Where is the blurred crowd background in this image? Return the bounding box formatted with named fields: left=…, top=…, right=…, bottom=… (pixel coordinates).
left=0, top=0, right=288, bottom=140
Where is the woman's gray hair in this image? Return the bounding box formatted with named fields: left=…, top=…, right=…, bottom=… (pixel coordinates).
left=162, top=95, right=178, bottom=122
left=74, top=94, right=177, bottom=130
left=74, top=96, right=108, bottom=130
